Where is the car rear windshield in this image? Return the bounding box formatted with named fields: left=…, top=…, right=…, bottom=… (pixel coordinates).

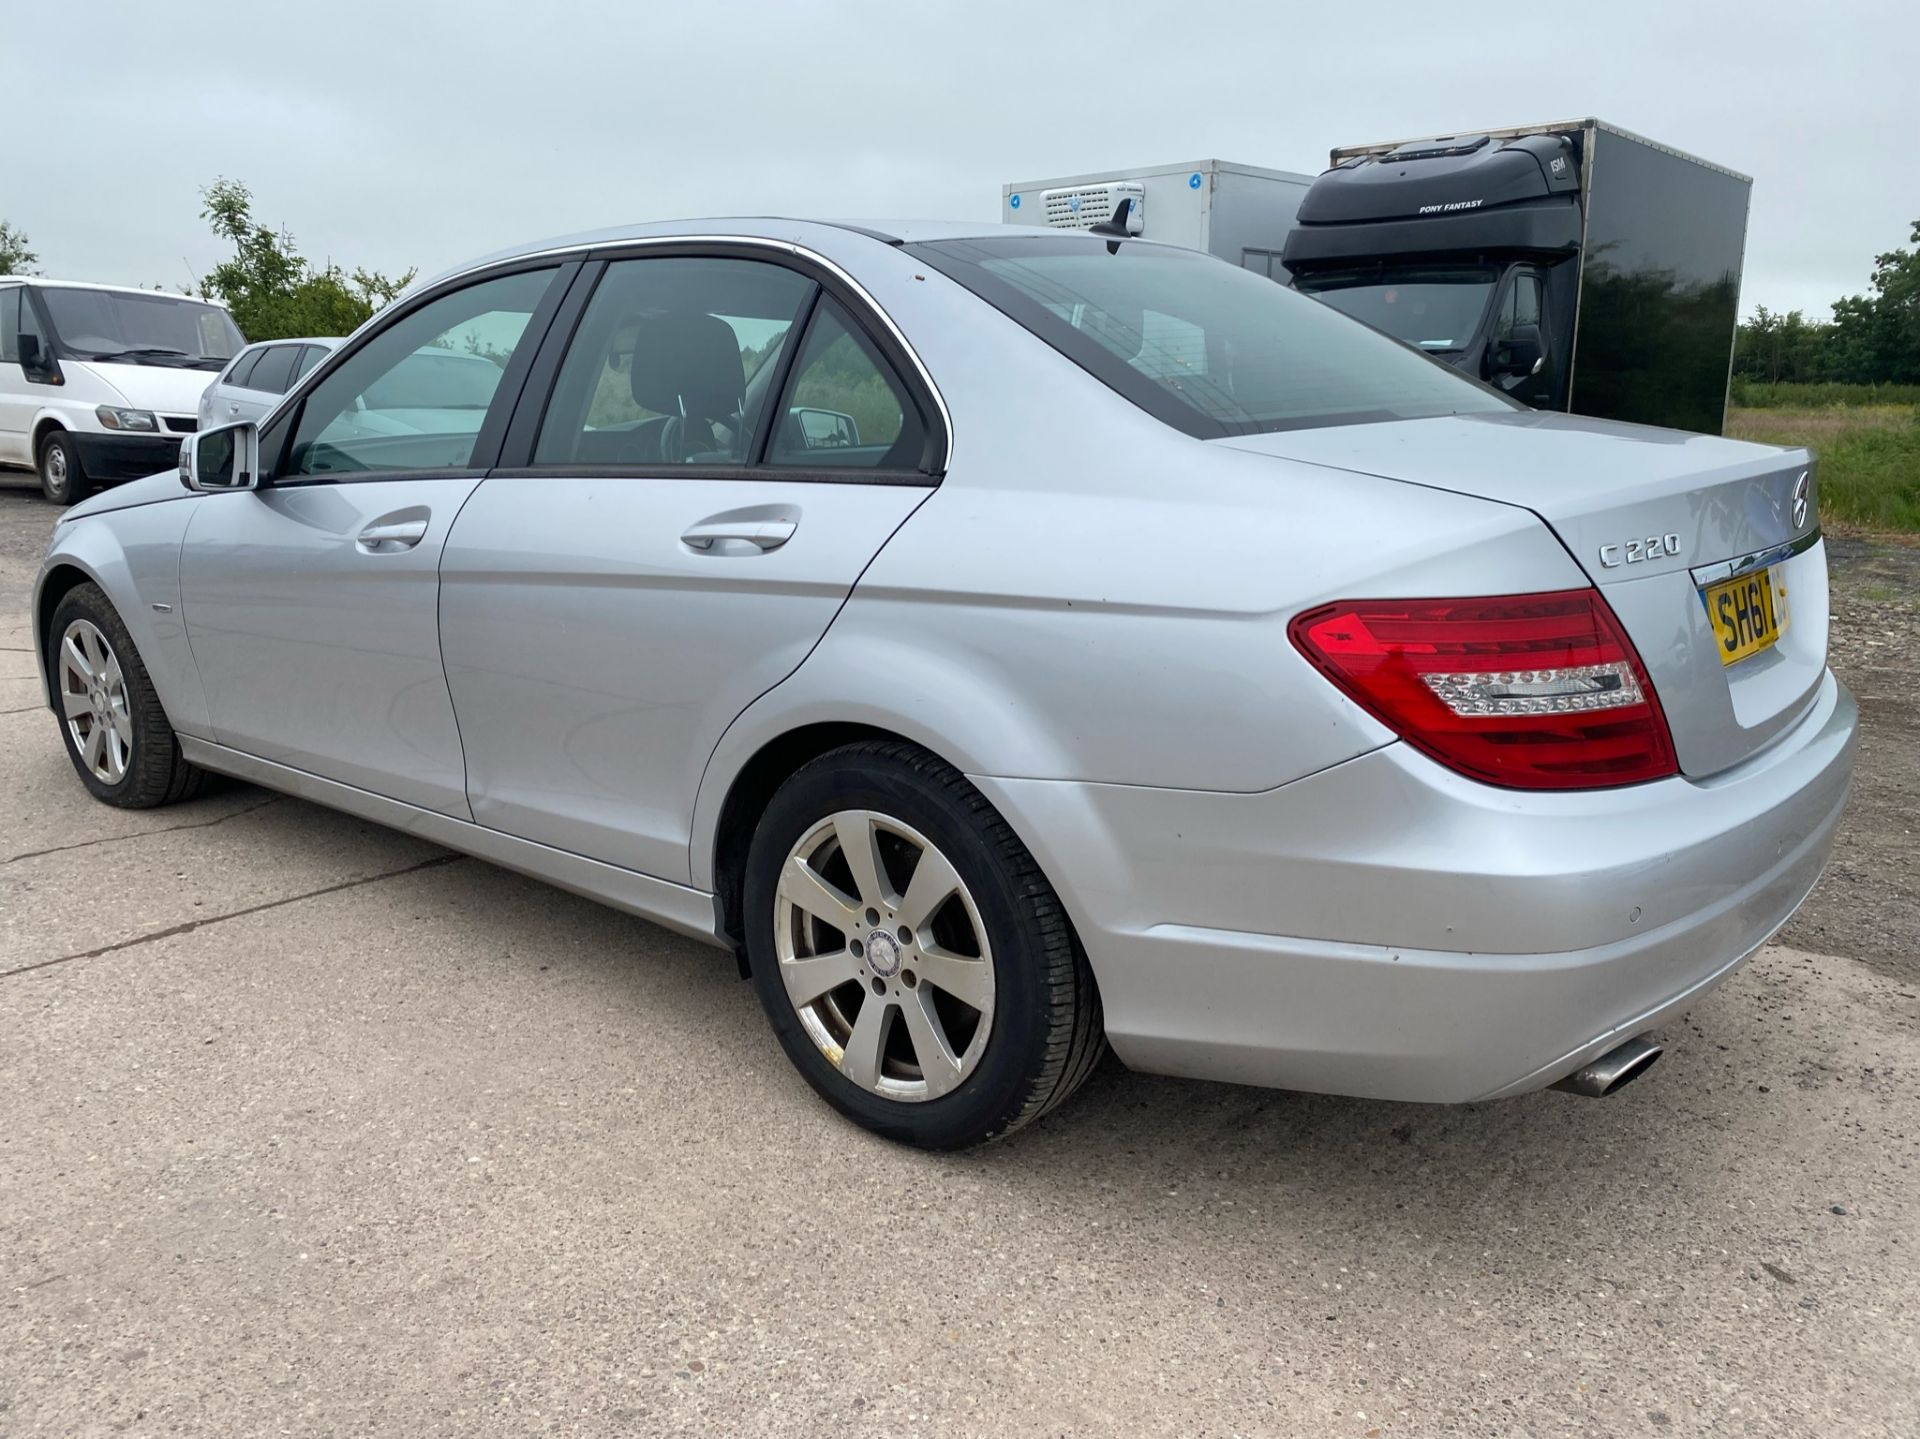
left=39, top=287, right=244, bottom=369
left=905, top=236, right=1516, bottom=438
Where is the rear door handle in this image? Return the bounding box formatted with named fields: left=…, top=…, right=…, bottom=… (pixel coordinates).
left=680, top=518, right=797, bottom=553
left=357, top=517, right=428, bottom=552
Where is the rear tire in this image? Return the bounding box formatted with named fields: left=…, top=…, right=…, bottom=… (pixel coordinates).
left=39, top=431, right=91, bottom=506
left=49, top=583, right=207, bottom=808
left=743, top=740, right=1104, bottom=1149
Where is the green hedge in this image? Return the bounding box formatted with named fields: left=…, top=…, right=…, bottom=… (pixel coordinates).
left=1730, top=380, right=1920, bottom=409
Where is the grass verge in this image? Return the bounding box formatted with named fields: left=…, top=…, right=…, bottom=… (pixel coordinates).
left=1727, top=404, right=1920, bottom=534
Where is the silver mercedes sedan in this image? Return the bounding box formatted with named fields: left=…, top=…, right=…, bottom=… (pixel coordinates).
left=31, top=220, right=1857, bottom=1148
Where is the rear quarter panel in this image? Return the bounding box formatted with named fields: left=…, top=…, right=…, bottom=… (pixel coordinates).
left=688, top=242, right=1589, bottom=886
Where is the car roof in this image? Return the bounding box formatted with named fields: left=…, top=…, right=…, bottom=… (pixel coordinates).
left=414, top=218, right=1082, bottom=292
left=236, top=336, right=343, bottom=353
left=0, top=276, right=233, bottom=308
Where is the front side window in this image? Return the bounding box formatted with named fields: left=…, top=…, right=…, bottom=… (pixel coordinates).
left=913, top=238, right=1514, bottom=438
left=37, top=288, right=243, bottom=369
left=535, top=257, right=814, bottom=467
left=0, top=288, right=19, bottom=363
left=285, top=268, right=554, bottom=477
left=766, top=298, right=924, bottom=469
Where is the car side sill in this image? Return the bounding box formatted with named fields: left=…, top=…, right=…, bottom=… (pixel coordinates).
left=178, top=738, right=723, bottom=946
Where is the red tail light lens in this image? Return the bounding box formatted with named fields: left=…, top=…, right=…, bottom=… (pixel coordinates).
left=1288, top=589, right=1678, bottom=790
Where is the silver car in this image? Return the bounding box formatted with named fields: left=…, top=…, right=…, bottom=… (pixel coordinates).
left=32, top=221, right=1857, bottom=1148
left=198, top=337, right=341, bottom=429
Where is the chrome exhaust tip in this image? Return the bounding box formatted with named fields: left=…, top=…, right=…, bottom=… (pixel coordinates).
left=1550, top=1035, right=1664, bottom=1098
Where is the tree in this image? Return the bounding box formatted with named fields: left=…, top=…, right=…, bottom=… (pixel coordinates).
left=1825, top=221, right=1920, bottom=385
left=198, top=179, right=414, bottom=341
left=1734, top=306, right=1834, bottom=384
left=0, top=220, right=36, bottom=276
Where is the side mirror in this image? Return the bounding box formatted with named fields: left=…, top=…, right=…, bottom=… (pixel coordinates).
left=1493, top=323, right=1545, bottom=378
left=17, top=333, right=60, bottom=385
left=180, top=420, right=260, bottom=492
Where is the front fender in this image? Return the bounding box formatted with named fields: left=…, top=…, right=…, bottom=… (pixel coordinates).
left=34, top=500, right=210, bottom=735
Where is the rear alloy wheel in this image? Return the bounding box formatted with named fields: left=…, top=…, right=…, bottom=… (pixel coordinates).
left=49, top=583, right=206, bottom=808
left=775, top=809, right=996, bottom=1102
left=744, top=741, right=1104, bottom=1149
left=39, top=431, right=91, bottom=506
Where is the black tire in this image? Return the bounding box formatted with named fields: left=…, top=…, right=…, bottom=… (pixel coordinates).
left=48, top=582, right=207, bottom=809
left=39, top=430, right=92, bottom=506
left=743, top=740, right=1105, bottom=1149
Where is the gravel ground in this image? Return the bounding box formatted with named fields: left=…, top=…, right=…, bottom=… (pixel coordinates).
left=1780, top=535, right=1920, bottom=979
left=1, top=476, right=1916, bottom=1437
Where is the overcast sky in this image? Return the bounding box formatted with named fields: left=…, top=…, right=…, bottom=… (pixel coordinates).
left=7, top=0, right=1913, bottom=319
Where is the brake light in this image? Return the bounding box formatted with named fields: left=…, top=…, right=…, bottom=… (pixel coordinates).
left=1288, top=589, right=1677, bottom=790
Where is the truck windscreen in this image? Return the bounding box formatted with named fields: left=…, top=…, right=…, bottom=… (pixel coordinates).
left=906, top=237, right=1515, bottom=438
left=1295, top=269, right=1497, bottom=354
left=40, top=288, right=244, bottom=370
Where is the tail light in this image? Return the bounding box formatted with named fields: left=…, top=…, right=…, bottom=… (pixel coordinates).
left=1288, top=589, right=1677, bottom=790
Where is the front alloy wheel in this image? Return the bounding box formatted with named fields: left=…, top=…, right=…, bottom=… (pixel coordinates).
left=58, top=618, right=135, bottom=785
left=47, top=582, right=206, bottom=808
left=744, top=740, right=1105, bottom=1149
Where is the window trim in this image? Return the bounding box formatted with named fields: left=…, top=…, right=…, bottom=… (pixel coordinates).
left=494, top=238, right=948, bottom=485
left=259, top=257, right=580, bottom=488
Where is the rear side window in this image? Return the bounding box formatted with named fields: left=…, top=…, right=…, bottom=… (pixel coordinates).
left=766, top=298, right=924, bottom=470
left=247, top=344, right=299, bottom=395
left=908, top=236, right=1517, bottom=438
left=227, top=349, right=263, bottom=387
left=534, top=257, right=814, bottom=467
left=284, top=267, right=555, bottom=478
left=293, top=344, right=327, bottom=381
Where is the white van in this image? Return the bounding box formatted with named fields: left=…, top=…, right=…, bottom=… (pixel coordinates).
left=1, top=278, right=245, bottom=504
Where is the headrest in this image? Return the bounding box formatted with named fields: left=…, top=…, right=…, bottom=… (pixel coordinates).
left=628, top=311, right=744, bottom=421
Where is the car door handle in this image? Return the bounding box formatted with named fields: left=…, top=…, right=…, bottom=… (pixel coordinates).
left=357, top=517, right=429, bottom=552
left=680, top=518, right=797, bottom=552
left=227, top=402, right=240, bottom=415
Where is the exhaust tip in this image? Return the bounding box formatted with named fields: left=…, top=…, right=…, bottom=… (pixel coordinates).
left=1551, top=1035, right=1664, bottom=1099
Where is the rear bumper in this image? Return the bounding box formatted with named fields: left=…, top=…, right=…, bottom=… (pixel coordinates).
left=973, top=671, right=1858, bottom=1103
left=69, top=431, right=182, bottom=485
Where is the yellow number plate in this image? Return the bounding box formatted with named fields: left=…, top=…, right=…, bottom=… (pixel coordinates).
left=1704, top=566, right=1788, bottom=667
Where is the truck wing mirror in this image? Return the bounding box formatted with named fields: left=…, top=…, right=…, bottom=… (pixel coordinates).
left=1493, top=323, right=1544, bottom=377
left=17, top=333, right=60, bottom=385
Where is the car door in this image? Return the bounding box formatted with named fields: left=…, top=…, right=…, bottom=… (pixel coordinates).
left=0, top=285, right=28, bottom=465
left=178, top=263, right=570, bottom=816
left=439, top=250, right=942, bottom=882
left=0, top=286, right=54, bottom=467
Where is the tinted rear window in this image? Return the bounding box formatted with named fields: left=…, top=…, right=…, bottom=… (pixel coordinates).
left=906, top=236, right=1516, bottom=438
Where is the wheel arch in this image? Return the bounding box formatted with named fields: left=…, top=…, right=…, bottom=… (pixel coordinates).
left=33, top=561, right=105, bottom=709
left=704, top=720, right=913, bottom=961
left=32, top=413, right=71, bottom=462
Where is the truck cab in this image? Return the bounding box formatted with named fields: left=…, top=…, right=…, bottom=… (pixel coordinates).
left=1281, top=122, right=1750, bottom=436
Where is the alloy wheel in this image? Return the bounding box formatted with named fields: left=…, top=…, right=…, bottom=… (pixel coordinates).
left=58, top=618, right=134, bottom=785
left=773, top=809, right=996, bottom=1102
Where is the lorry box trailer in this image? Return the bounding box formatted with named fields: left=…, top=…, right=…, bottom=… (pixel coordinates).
left=1002, top=160, right=1312, bottom=275
left=1280, top=120, right=1751, bottom=435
